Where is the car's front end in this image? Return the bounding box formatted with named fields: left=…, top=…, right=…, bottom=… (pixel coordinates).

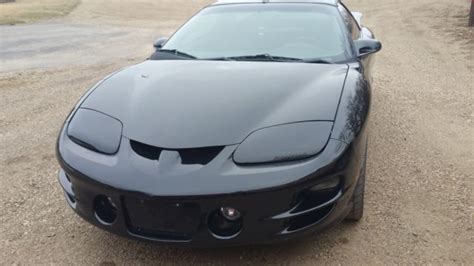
left=56, top=0, right=379, bottom=246
left=57, top=119, right=367, bottom=246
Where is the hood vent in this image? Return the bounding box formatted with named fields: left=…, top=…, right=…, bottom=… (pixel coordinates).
left=130, top=140, right=162, bottom=160
left=130, top=140, right=224, bottom=165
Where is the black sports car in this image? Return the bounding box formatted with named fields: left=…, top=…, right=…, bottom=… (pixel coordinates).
left=57, top=0, right=381, bottom=246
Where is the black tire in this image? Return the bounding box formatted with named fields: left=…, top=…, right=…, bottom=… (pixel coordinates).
left=345, top=150, right=367, bottom=222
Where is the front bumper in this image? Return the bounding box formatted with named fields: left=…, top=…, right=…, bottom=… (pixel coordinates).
left=57, top=128, right=366, bottom=246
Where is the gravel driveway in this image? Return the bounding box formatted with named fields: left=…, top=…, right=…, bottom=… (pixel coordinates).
left=0, top=0, right=472, bottom=264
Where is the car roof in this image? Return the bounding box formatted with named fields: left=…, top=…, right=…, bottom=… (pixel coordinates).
left=212, top=0, right=340, bottom=6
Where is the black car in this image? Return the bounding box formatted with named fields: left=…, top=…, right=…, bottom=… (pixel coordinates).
left=57, top=0, right=381, bottom=246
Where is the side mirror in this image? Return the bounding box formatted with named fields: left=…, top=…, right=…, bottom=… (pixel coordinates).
left=354, top=39, right=382, bottom=57
left=153, top=37, right=168, bottom=50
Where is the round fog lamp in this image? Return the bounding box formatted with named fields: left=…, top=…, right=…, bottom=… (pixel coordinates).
left=94, top=195, right=118, bottom=225
left=208, top=208, right=243, bottom=239
left=220, top=207, right=241, bottom=221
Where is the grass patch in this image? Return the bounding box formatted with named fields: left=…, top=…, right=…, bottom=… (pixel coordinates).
left=0, top=0, right=80, bottom=25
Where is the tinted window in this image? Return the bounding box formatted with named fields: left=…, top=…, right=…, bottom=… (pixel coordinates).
left=162, top=4, right=352, bottom=62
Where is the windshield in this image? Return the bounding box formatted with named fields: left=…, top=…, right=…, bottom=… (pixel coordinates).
left=160, top=4, right=352, bottom=63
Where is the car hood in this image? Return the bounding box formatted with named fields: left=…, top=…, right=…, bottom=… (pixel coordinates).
left=81, top=60, right=348, bottom=148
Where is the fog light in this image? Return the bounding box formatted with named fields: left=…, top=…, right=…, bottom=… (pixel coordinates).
left=220, top=207, right=241, bottom=221
left=94, top=195, right=117, bottom=225
left=208, top=208, right=243, bottom=239
left=310, top=176, right=340, bottom=191
left=107, top=197, right=117, bottom=209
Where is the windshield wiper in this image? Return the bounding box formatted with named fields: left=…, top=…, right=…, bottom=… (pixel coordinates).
left=303, top=58, right=333, bottom=64
left=228, top=54, right=302, bottom=62
left=203, top=54, right=300, bottom=62
left=204, top=54, right=333, bottom=64
left=157, top=49, right=197, bottom=59
left=202, top=56, right=236, bottom=61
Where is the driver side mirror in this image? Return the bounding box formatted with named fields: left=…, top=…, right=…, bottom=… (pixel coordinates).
left=153, top=37, right=168, bottom=50
left=354, top=39, right=382, bottom=57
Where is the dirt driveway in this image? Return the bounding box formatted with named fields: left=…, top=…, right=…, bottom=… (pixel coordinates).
left=0, top=0, right=472, bottom=264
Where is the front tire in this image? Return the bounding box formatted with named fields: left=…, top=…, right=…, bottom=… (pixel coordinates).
left=345, top=150, right=367, bottom=222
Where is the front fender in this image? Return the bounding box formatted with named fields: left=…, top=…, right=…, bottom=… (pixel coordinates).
left=331, top=67, right=371, bottom=167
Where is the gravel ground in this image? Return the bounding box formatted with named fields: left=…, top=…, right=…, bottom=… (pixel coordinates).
left=0, top=0, right=473, bottom=264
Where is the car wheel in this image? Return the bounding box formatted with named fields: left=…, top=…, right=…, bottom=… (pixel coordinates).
left=345, top=147, right=367, bottom=222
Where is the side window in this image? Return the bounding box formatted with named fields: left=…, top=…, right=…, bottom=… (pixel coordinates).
left=338, top=4, right=360, bottom=40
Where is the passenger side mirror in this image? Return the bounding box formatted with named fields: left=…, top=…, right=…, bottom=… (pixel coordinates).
left=354, top=39, right=382, bottom=57
left=153, top=37, right=168, bottom=50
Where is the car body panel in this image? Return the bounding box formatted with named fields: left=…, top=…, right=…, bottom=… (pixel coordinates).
left=81, top=60, right=348, bottom=148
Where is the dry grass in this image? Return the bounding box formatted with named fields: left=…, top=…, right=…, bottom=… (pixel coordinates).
left=67, top=0, right=213, bottom=31
left=0, top=0, right=80, bottom=25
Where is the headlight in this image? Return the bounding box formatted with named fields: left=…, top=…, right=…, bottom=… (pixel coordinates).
left=233, top=122, right=333, bottom=164
left=67, top=108, right=123, bottom=154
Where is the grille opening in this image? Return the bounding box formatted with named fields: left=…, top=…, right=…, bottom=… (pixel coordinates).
left=130, top=140, right=162, bottom=160
left=128, top=227, right=192, bottom=241
left=62, top=173, right=77, bottom=208
left=65, top=173, right=71, bottom=182
left=287, top=205, right=333, bottom=232
left=292, top=186, right=340, bottom=214
left=178, top=146, right=225, bottom=165
left=66, top=192, right=76, bottom=204
left=130, top=140, right=224, bottom=165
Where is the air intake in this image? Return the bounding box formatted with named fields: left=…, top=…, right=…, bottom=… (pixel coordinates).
left=130, top=140, right=224, bottom=165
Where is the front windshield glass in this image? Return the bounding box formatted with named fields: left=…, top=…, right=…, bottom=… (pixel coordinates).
left=161, top=4, right=352, bottom=62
